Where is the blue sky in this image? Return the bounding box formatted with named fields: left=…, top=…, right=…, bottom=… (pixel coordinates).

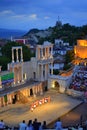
left=0, top=0, right=87, bottom=31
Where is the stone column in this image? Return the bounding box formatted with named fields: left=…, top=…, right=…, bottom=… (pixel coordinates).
left=7, top=95, right=12, bottom=104
left=40, top=84, right=43, bottom=95
left=21, top=63, right=24, bottom=82
left=51, top=46, right=53, bottom=56
left=38, top=64, right=40, bottom=81
left=36, top=47, right=38, bottom=59
left=45, top=64, right=47, bottom=80
left=45, top=47, right=46, bottom=58
left=0, top=76, right=2, bottom=89
left=47, top=47, right=49, bottom=58
left=17, top=69, right=20, bottom=83
left=16, top=48, right=19, bottom=62
left=12, top=48, right=14, bottom=63
left=48, top=64, right=50, bottom=75
left=21, top=48, right=23, bottom=62
left=37, top=86, right=40, bottom=93
left=33, top=87, right=36, bottom=97
left=12, top=67, right=15, bottom=86
left=51, top=63, right=53, bottom=75
left=41, top=48, right=43, bottom=58
left=35, top=86, right=38, bottom=94
left=0, top=97, right=4, bottom=107
left=41, top=65, right=43, bottom=81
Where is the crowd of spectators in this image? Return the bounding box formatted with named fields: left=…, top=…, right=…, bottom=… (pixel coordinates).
left=69, top=65, right=87, bottom=92
left=0, top=118, right=47, bottom=130
left=1, top=117, right=87, bottom=130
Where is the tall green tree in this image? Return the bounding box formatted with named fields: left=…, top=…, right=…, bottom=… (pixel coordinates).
left=65, top=50, right=75, bottom=64
left=0, top=56, right=10, bottom=70
left=1, top=41, right=35, bottom=70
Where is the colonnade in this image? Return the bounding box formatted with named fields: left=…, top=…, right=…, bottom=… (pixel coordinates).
left=38, top=63, right=53, bottom=81
left=11, top=46, right=24, bottom=84
left=0, top=94, right=14, bottom=107
left=12, top=46, right=23, bottom=63
left=0, top=83, right=43, bottom=107
left=36, top=43, right=53, bottom=60
left=40, top=46, right=53, bottom=58
left=36, top=42, right=53, bottom=81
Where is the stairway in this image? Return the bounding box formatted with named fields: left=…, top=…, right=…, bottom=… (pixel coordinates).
left=17, top=91, right=29, bottom=104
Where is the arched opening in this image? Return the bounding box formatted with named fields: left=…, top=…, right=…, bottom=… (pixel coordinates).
left=33, top=72, right=36, bottom=79
left=12, top=93, right=18, bottom=104
left=14, top=94, right=17, bottom=102
left=54, top=81, right=60, bottom=91
left=30, top=88, right=33, bottom=96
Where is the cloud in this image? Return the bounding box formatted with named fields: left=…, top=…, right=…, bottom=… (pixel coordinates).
left=0, top=10, right=13, bottom=15
left=44, top=16, right=50, bottom=19
left=29, top=14, right=37, bottom=20
left=12, top=14, right=26, bottom=19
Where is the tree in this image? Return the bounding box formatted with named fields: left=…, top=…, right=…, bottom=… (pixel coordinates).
left=65, top=50, right=75, bottom=64
left=53, top=69, right=59, bottom=75
left=1, top=41, right=34, bottom=62
left=63, top=64, right=71, bottom=70
left=0, top=56, right=10, bottom=70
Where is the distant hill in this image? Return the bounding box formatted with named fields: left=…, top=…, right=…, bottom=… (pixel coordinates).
left=24, top=23, right=87, bottom=45
left=23, top=28, right=53, bottom=44
left=0, top=28, right=27, bottom=39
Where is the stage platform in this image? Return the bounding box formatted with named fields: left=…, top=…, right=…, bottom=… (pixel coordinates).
left=0, top=89, right=83, bottom=127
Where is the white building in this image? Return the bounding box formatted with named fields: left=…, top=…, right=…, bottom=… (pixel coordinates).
left=55, top=39, right=63, bottom=46
left=55, top=39, right=69, bottom=47
left=53, top=61, right=64, bottom=70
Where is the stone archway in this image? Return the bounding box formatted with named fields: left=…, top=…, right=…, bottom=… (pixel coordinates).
left=48, top=74, right=72, bottom=93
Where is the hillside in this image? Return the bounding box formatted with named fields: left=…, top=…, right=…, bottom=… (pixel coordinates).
left=23, top=23, right=87, bottom=46
left=23, top=28, right=53, bottom=44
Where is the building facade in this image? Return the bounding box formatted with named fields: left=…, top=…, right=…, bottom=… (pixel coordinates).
left=23, top=41, right=53, bottom=82
left=0, top=41, right=53, bottom=107
left=74, top=40, right=87, bottom=59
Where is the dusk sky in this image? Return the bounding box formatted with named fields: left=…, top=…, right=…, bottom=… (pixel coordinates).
left=0, top=0, right=87, bottom=31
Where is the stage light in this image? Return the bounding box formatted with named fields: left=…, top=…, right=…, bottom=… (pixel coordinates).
left=31, top=107, right=33, bottom=112
left=39, top=100, right=42, bottom=105
left=33, top=104, right=36, bottom=108
left=30, top=96, right=51, bottom=111
left=44, top=99, right=47, bottom=103
left=52, top=83, right=55, bottom=88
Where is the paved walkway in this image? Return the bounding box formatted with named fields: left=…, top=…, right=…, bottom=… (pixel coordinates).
left=0, top=89, right=82, bottom=128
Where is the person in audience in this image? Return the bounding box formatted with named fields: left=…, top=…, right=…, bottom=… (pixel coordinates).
left=0, top=120, right=5, bottom=130
left=19, top=120, right=27, bottom=130
left=54, top=118, right=62, bottom=130
left=80, top=115, right=83, bottom=126
left=42, top=121, right=47, bottom=129
left=26, top=120, right=33, bottom=130
left=85, top=120, right=87, bottom=130
left=38, top=122, right=42, bottom=130
left=33, top=118, right=39, bottom=130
